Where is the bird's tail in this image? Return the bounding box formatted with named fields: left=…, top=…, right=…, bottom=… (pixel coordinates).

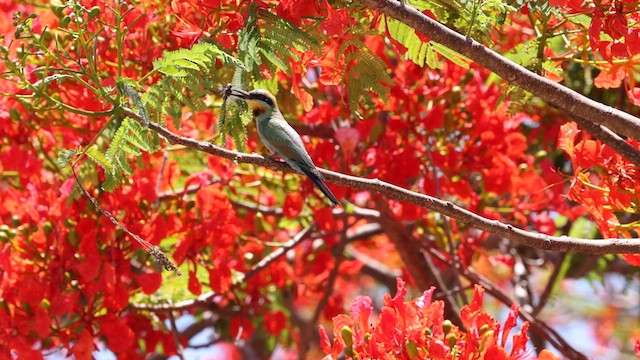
left=299, top=165, right=340, bottom=207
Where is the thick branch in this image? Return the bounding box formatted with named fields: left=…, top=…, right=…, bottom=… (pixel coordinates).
left=364, top=0, right=640, bottom=145
left=292, top=123, right=335, bottom=139
left=377, top=202, right=463, bottom=325
left=572, top=115, right=640, bottom=166
left=346, top=245, right=402, bottom=291
left=136, top=115, right=640, bottom=255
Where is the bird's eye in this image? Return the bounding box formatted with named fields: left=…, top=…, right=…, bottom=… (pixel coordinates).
left=255, top=95, right=273, bottom=107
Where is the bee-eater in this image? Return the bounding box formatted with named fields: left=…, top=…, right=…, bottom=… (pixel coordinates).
left=227, top=88, right=339, bottom=207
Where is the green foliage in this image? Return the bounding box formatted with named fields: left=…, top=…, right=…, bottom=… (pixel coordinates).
left=71, top=81, right=161, bottom=192
left=456, top=0, right=516, bottom=40
left=237, top=6, right=319, bottom=77
left=225, top=5, right=321, bottom=144
left=142, top=42, right=251, bottom=151
left=82, top=116, right=159, bottom=192
left=143, top=43, right=244, bottom=129
left=260, top=10, right=318, bottom=54
left=118, top=79, right=150, bottom=124
left=237, top=6, right=262, bottom=75
left=514, top=0, right=553, bottom=17
left=218, top=96, right=251, bottom=151
left=405, top=0, right=515, bottom=42
left=381, top=17, right=470, bottom=70
left=57, top=149, right=78, bottom=169
left=502, top=85, right=533, bottom=117
left=343, top=45, right=393, bottom=116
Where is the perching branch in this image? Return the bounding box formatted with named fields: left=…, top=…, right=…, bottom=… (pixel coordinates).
left=124, top=108, right=640, bottom=255
left=363, top=0, right=640, bottom=164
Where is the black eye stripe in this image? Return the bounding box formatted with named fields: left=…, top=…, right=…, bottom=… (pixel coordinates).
left=251, top=93, right=274, bottom=106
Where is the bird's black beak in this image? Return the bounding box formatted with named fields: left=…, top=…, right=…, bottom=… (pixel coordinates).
left=230, top=88, right=250, bottom=99
left=221, top=84, right=250, bottom=101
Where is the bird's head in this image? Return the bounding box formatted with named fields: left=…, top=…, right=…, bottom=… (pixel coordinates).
left=228, top=88, right=278, bottom=117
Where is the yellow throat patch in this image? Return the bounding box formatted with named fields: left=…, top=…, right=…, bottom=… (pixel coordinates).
left=246, top=99, right=269, bottom=116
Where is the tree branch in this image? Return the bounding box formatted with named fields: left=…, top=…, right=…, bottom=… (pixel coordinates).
left=168, top=311, right=186, bottom=360
left=72, top=164, right=181, bottom=275
left=126, top=110, right=640, bottom=255
left=292, top=123, right=335, bottom=139
left=346, top=245, right=402, bottom=291
left=572, top=115, right=640, bottom=166
left=377, top=203, right=463, bottom=326
left=243, top=225, right=313, bottom=280
left=363, top=0, right=640, bottom=160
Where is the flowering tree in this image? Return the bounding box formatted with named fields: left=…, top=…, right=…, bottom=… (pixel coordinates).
left=1, top=0, right=640, bottom=359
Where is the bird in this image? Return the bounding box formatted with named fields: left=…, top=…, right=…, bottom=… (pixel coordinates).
left=226, top=87, right=340, bottom=207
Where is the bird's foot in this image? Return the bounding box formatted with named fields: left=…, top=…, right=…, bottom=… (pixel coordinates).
left=266, top=155, right=284, bottom=163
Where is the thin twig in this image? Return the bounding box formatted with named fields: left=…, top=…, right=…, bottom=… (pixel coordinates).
left=532, top=254, right=566, bottom=317
left=156, top=178, right=223, bottom=202
left=130, top=225, right=314, bottom=311
left=464, top=267, right=586, bottom=360
left=168, top=312, right=186, bottom=360
left=427, top=146, right=468, bottom=305
left=243, top=225, right=313, bottom=280
left=152, top=150, right=169, bottom=210
left=421, top=247, right=464, bottom=326
left=71, top=164, right=181, bottom=275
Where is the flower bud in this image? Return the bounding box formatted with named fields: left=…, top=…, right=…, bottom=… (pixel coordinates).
left=341, top=326, right=353, bottom=348
left=443, top=320, right=453, bottom=335
left=447, top=333, right=457, bottom=347
left=405, top=340, right=419, bottom=359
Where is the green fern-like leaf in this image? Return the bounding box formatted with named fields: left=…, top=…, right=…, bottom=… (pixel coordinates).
left=238, top=6, right=262, bottom=73
left=430, top=43, right=470, bottom=69
left=217, top=90, right=251, bottom=152
left=86, top=145, right=114, bottom=174
left=143, top=43, right=244, bottom=130
left=236, top=5, right=319, bottom=78
left=124, top=118, right=154, bottom=152
left=383, top=16, right=470, bottom=69
left=259, top=47, right=289, bottom=71
left=75, top=44, right=244, bottom=193
left=115, top=152, right=134, bottom=175
left=340, top=39, right=393, bottom=116
left=106, top=119, right=129, bottom=159
left=259, top=10, right=318, bottom=52
left=57, top=149, right=78, bottom=169
left=85, top=144, right=123, bottom=192
left=101, top=116, right=158, bottom=190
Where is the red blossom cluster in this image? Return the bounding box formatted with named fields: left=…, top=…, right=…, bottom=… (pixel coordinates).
left=0, top=0, right=638, bottom=358
left=550, top=0, right=640, bottom=104
left=320, top=279, right=559, bottom=360
left=558, top=121, right=640, bottom=263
